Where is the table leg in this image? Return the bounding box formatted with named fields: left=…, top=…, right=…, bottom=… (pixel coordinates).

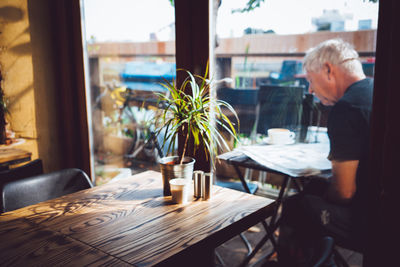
left=269, top=175, right=289, bottom=229
left=233, top=164, right=252, bottom=194
left=239, top=175, right=290, bottom=267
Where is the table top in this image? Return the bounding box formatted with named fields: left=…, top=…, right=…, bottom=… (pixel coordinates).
left=0, top=147, right=31, bottom=165
left=219, top=142, right=331, bottom=178
left=0, top=170, right=275, bottom=266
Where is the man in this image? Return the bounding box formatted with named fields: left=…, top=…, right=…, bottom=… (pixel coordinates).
left=274, top=39, right=374, bottom=266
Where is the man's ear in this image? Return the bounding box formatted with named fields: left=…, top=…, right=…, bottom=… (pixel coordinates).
left=324, top=62, right=333, bottom=80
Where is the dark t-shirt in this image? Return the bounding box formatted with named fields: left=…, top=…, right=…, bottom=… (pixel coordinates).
left=327, top=78, right=374, bottom=213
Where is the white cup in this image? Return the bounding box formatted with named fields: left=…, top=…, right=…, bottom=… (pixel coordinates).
left=169, top=178, right=190, bottom=204
left=267, top=128, right=295, bottom=145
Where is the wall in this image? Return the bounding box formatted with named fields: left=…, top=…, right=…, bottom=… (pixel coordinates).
left=27, top=0, right=63, bottom=172
left=0, top=0, right=63, bottom=172
left=0, top=0, right=38, bottom=158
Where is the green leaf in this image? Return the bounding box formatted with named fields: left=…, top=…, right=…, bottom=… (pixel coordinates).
left=153, top=64, right=239, bottom=165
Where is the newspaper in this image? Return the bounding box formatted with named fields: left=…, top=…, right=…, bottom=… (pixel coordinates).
left=235, top=143, right=331, bottom=177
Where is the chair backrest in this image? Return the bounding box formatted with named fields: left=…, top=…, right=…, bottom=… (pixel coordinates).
left=0, top=159, right=44, bottom=211
left=217, top=87, right=259, bottom=134
left=1, top=168, right=93, bottom=213
left=254, top=84, right=305, bottom=136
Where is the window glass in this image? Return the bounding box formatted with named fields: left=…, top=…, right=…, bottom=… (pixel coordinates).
left=213, top=0, right=378, bottom=192
left=81, top=0, right=175, bottom=185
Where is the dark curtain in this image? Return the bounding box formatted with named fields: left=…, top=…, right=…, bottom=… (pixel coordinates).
left=365, top=0, right=399, bottom=266
left=49, top=1, right=92, bottom=177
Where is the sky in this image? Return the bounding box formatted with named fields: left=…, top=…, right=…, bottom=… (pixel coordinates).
left=82, top=0, right=379, bottom=42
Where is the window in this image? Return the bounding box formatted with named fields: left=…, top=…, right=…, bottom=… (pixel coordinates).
left=212, top=0, right=379, bottom=193
left=81, top=0, right=175, bottom=184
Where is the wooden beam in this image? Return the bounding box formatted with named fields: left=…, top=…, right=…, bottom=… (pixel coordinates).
left=174, top=0, right=210, bottom=172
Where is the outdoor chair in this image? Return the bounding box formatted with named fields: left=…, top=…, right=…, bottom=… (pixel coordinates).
left=317, top=235, right=364, bottom=267
left=243, top=84, right=312, bottom=190
left=1, top=168, right=93, bottom=213
left=311, top=236, right=335, bottom=267
left=236, top=85, right=316, bottom=266
left=255, top=84, right=305, bottom=136
left=216, top=87, right=259, bottom=135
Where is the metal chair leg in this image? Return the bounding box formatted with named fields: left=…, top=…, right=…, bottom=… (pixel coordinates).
left=333, top=248, right=350, bottom=267
left=240, top=233, right=253, bottom=256
left=216, top=232, right=253, bottom=265
left=215, top=251, right=225, bottom=267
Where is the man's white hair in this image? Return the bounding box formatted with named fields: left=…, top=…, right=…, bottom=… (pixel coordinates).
left=303, top=39, right=364, bottom=75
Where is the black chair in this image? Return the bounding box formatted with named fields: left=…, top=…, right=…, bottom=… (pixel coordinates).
left=319, top=236, right=363, bottom=267
left=311, top=236, right=335, bottom=267
left=255, top=84, right=305, bottom=136
left=216, top=87, right=259, bottom=135
left=1, top=168, right=93, bottom=213
left=245, top=85, right=313, bottom=198
left=236, top=85, right=316, bottom=267
left=237, top=85, right=311, bottom=197
left=261, top=236, right=352, bottom=267
left=0, top=159, right=44, bottom=211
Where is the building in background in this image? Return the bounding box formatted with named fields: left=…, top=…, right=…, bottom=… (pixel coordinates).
left=312, top=9, right=353, bottom=32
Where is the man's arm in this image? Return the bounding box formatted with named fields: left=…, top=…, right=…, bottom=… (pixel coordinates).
left=325, top=160, right=359, bottom=203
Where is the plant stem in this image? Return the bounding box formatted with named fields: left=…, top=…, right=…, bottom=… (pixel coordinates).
left=180, top=124, right=190, bottom=165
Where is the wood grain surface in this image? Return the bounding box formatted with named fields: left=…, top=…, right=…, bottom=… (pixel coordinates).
left=0, top=147, right=31, bottom=165
left=0, top=218, right=131, bottom=266
left=0, top=170, right=275, bottom=266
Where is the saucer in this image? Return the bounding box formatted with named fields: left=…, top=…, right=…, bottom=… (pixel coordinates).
left=263, top=137, right=295, bottom=145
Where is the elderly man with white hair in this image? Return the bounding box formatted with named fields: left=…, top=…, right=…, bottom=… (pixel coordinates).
left=270, top=39, right=374, bottom=267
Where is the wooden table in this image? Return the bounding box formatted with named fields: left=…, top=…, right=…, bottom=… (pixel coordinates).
left=0, top=170, right=275, bottom=266
left=0, top=147, right=32, bottom=169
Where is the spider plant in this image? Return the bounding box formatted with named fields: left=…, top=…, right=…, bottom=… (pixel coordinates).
left=154, top=65, right=239, bottom=166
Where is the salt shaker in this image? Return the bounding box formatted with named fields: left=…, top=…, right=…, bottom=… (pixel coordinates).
left=202, top=172, right=213, bottom=200
left=193, top=170, right=204, bottom=198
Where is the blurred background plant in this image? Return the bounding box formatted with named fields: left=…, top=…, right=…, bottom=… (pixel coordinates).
left=94, top=81, right=157, bottom=160
left=0, top=68, right=10, bottom=145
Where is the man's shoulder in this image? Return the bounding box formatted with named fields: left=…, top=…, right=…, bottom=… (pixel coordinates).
left=338, top=78, right=374, bottom=110
left=329, top=78, right=374, bottom=127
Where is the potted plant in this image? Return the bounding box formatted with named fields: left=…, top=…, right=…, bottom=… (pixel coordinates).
left=154, top=65, right=239, bottom=196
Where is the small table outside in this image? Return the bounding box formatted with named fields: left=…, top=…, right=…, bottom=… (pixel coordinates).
left=218, top=141, right=332, bottom=265
left=0, top=170, right=276, bottom=266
